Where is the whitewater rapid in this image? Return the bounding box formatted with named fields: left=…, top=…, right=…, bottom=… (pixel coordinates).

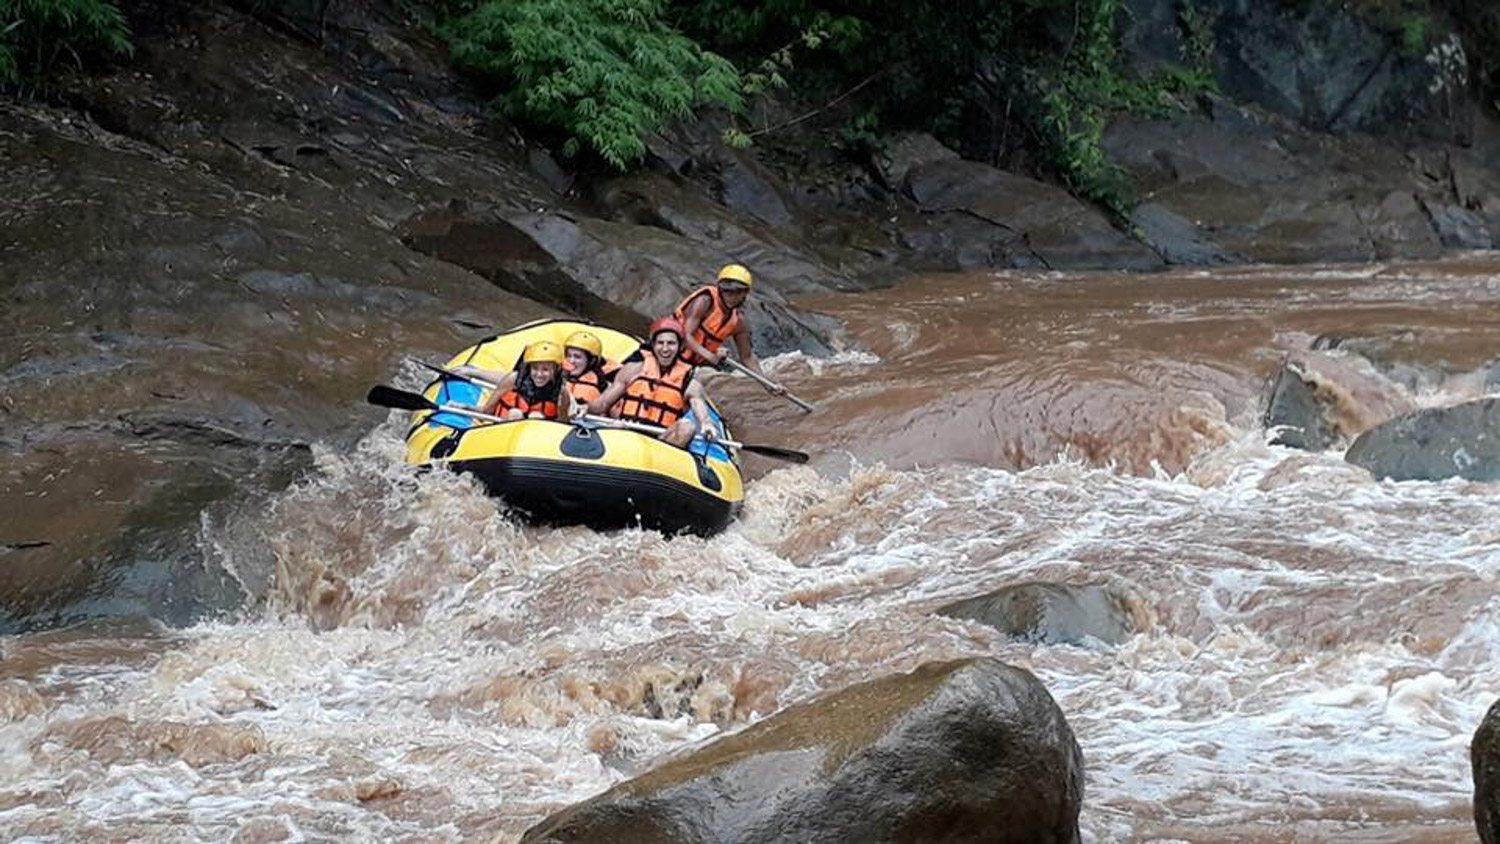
left=5, top=258, right=1500, bottom=841
left=3, top=411, right=1497, bottom=840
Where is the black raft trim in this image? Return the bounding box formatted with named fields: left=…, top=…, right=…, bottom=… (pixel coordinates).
left=449, top=456, right=735, bottom=537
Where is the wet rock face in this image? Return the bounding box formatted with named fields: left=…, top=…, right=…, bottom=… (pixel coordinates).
left=400, top=197, right=842, bottom=358
left=0, top=0, right=557, bottom=631
left=522, top=658, right=1084, bottom=844
left=939, top=583, right=1137, bottom=646
left=1476, top=698, right=1500, bottom=844
left=1121, top=0, right=1471, bottom=140
left=902, top=158, right=1162, bottom=271
left=1345, top=398, right=1500, bottom=482
left=1102, top=102, right=1473, bottom=264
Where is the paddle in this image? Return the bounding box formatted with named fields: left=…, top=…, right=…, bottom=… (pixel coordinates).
left=368, top=386, right=810, bottom=464
left=719, top=358, right=816, bottom=413
left=410, top=358, right=501, bottom=389
left=366, top=385, right=508, bottom=424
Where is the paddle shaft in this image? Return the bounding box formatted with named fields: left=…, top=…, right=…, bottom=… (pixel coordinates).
left=721, top=358, right=815, bottom=412
left=411, top=358, right=501, bottom=389
left=371, top=385, right=807, bottom=463
left=584, top=414, right=805, bottom=462
left=580, top=414, right=743, bottom=448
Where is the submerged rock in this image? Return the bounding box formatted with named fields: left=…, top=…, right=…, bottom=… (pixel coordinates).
left=1262, top=352, right=1416, bottom=451
left=1345, top=398, right=1500, bottom=481
left=1264, top=358, right=1339, bottom=451
left=939, top=582, right=1138, bottom=646
left=522, top=658, right=1084, bottom=843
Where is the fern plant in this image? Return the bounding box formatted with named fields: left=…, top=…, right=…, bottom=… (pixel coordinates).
left=444, top=0, right=743, bottom=168
left=0, top=0, right=131, bottom=84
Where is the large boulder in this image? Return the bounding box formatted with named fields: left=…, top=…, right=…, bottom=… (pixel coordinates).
left=938, top=583, right=1138, bottom=646
left=1129, top=202, right=1236, bottom=265
left=1345, top=398, right=1500, bottom=481
left=1264, top=360, right=1339, bottom=451
left=522, top=658, right=1084, bottom=844
left=1476, top=697, right=1500, bottom=844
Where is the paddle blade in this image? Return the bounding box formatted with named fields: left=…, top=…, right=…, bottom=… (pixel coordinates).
left=366, top=385, right=436, bottom=412
left=740, top=444, right=810, bottom=464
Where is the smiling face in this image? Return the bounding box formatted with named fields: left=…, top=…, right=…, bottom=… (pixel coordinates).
left=652, top=331, right=681, bottom=367
left=528, top=362, right=558, bottom=387
left=564, top=347, right=590, bottom=376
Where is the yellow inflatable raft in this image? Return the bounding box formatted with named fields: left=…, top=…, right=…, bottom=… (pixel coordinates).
left=404, top=319, right=744, bottom=536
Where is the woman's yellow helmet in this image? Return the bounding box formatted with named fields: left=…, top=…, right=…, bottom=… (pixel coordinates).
left=522, top=340, right=565, bottom=365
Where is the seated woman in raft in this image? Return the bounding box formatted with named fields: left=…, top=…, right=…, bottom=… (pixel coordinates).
left=559, top=329, right=620, bottom=407
left=476, top=340, right=579, bottom=421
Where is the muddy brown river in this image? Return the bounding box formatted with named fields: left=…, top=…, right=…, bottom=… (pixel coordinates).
left=3, top=256, right=1499, bottom=841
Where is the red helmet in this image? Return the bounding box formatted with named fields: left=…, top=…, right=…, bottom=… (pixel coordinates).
left=648, top=316, right=685, bottom=341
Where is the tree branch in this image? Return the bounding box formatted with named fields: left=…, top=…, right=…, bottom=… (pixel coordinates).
left=746, top=67, right=890, bottom=138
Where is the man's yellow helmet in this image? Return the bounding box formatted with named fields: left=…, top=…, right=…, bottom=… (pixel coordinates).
left=522, top=340, right=565, bottom=365
left=716, top=263, right=753, bottom=289
left=563, top=330, right=603, bottom=358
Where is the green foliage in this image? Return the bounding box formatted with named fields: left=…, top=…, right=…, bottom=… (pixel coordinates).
left=429, top=0, right=1219, bottom=214
left=676, top=0, right=1049, bottom=130
left=1325, top=0, right=1435, bottom=55
left=1030, top=0, right=1132, bottom=216
left=1178, top=0, right=1215, bottom=74
left=0, top=0, right=131, bottom=85
left=1027, top=0, right=1213, bottom=219
left=1395, top=13, right=1429, bottom=54
left=677, top=0, right=1214, bottom=217
left=441, top=0, right=743, bottom=169
left=832, top=105, right=883, bottom=158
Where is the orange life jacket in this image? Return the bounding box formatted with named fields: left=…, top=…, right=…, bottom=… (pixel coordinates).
left=617, top=356, right=694, bottom=427
left=495, top=372, right=562, bottom=420
left=672, top=285, right=742, bottom=365
left=565, top=360, right=616, bottom=406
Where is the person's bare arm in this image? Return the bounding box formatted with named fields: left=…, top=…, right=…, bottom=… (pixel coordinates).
left=731, top=325, right=759, bottom=373
left=684, top=380, right=716, bottom=440
left=477, top=372, right=517, bottom=414
left=731, top=325, right=784, bottom=393
left=450, top=364, right=506, bottom=385
left=588, top=361, right=640, bottom=415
